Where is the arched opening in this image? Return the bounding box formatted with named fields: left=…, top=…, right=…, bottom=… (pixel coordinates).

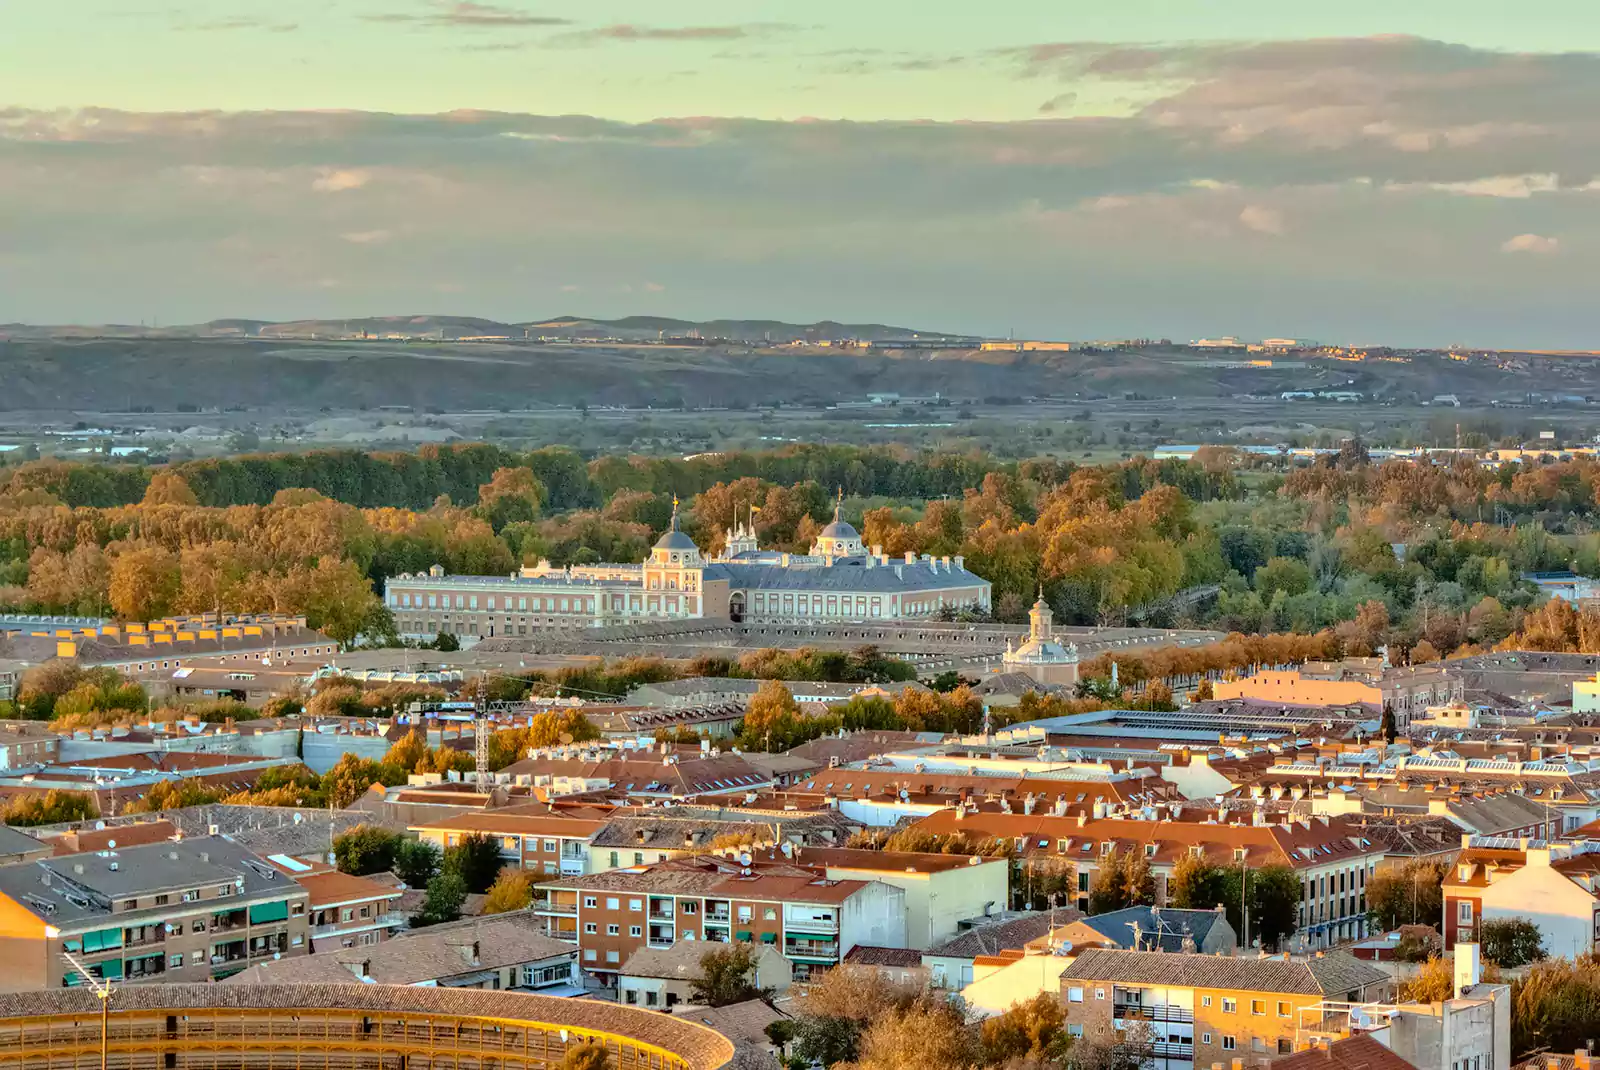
left=729, top=593, right=746, bottom=623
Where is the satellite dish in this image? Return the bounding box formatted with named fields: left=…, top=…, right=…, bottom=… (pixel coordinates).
left=293, top=813, right=303, bottom=824
left=739, top=851, right=753, bottom=867
left=106, top=840, right=116, bottom=850
left=559, top=732, right=574, bottom=745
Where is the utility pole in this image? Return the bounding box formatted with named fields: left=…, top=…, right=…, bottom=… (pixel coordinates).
left=61, top=950, right=113, bottom=1070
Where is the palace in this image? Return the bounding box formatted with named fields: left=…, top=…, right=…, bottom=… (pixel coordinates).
left=383, top=499, right=991, bottom=641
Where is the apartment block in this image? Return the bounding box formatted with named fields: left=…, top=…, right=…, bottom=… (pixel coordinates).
left=1060, top=948, right=1390, bottom=1070
left=273, top=863, right=405, bottom=953
left=411, top=809, right=604, bottom=878
left=536, top=855, right=905, bottom=983
left=1442, top=836, right=1600, bottom=958
left=0, top=837, right=310, bottom=991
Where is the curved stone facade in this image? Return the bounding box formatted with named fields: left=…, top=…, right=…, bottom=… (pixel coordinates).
left=0, top=985, right=733, bottom=1070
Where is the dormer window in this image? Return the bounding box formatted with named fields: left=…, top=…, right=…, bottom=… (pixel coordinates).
left=1458, top=863, right=1473, bottom=881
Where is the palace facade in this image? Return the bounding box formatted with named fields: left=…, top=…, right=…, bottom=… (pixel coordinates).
left=383, top=504, right=991, bottom=641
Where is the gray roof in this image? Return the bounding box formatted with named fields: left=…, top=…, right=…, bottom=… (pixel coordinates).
left=229, top=911, right=573, bottom=985
left=657, top=529, right=701, bottom=551
left=706, top=560, right=986, bottom=593
left=1060, top=948, right=1390, bottom=997
left=0, top=836, right=300, bottom=928
left=1071, top=907, right=1229, bottom=952
left=818, top=519, right=859, bottom=539
left=926, top=911, right=1079, bottom=959
left=593, top=817, right=775, bottom=850
left=0, top=824, right=48, bottom=860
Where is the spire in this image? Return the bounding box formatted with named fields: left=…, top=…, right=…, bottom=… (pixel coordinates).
left=670, top=495, right=681, bottom=530
left=834, top=486, right=844, bottom=523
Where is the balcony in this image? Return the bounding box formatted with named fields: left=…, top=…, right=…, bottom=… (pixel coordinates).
left=784, top=941, right=839, bottom=962
left=648, top=910, right=675, bottom=922
left=311, top=912, right=405, bottom=938
left=538, top=902, right=579, bottom=916
left=1113, top=1005, right=1193, bottom=1025
left=559, top=859, right=585, bottom=876
left=704, top=911, right=731, bottom=925
left=784, top=916, right=839, bottom=934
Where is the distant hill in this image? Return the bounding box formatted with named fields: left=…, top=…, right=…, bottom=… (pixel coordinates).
left=0, top=315, right=959, bottom=344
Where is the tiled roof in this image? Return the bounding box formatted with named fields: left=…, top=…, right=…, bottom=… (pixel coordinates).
left=1060, top=948, right=1390, bottom=997
left=1271, top=1035, right=1421, bottom=1070
left=593, top=817, right=776, bottom=850
left=796, top=846, right=1004, bottom=876
left=409, top=810, right=606, bottom=839
left=685, top=1000, right=788, bottom=1050
left=293, top=869, right=405, bottom=907
left=228, top=912, right=573, bottom=985
left=1069, top=906, right=1230, bottom=952
left=927, top=912, right=1082, bottom=959
left=500, top=754, right=771, bottom=797
left=620, top=942, right=719, bottom=980
left=842, top=945, right=925, bottom=968
left=0, top=984, right=734, bottom=1070
left=540, top=856, right=870, bottom=905
left=47, top=819, right=177, bottom=855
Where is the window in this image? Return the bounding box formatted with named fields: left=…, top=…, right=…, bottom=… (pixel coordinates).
left=738, top=906, right=753, bottom=922
left=1222, top=998, right=1236, bottom=1014
left=341, top=908, right=354, bottom=923
left=1222, top=1037, right=1236, bottom=1051
left=584, top=897, right=598, bottom=909
left=1252, top=1038, right=1267, bottom=1054
left=1251, top=1000, right=1265, bottom=1016
left=630, top=925, right=642, bottom=937
left=190, top=951, right=204, bottom=965
left=1095, top=988, right=1106, bottom=1000
left=544, top=840, right=558, bottom=853
left=609, top=852, right=620, bottom=868
left=764, top=908, right=777, bottom=920
left=607, top=924, right=620, bottom=936
left=155, top=895, right=169, bottom=906
left=606, top=950, right=620, bottom=964
left=606, top=897, right=619, bottom=910
left=629, top=899, right=643, bottom=912
left=584, top=950, right=596, bottom=962
left=1202, top=1034, right=1212, bottom=1045
left=584, top=923, right=597, bottom=934
left=1279, top=1040, right=1294, bottom=1055
left=645, top=991, right=658, bottom=1007
left=1068, top=987, right=1084, bottom=1003
left=1201, top=996, right=1213, bottom=1008
left=191, top=920, right=205, bottom=933
left=1278, top=1001, right=1291, bottom=1018
left=634, top=853, right=645, bottom=866
left=1458, top=901, right=1474, bottom=923
left=122, top=899, right=137, bottom=911
left=169, top=954, right=183, bottom=969
left=1068, top=1026, right=1084, bottom=1039
left=682, top=902, right=698, bottom=915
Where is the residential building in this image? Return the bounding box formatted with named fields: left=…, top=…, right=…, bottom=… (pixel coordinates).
left=382, top=501, right=991, bottom=642
left=1059, top=948, right=1391, bottom=1070
left=1055, top=906, right=1236, bottom=955
left=0, top=750, right=300, bottom=816
left=411, top=809, right=605, bottom=877
left=840, top=945, right=928, bottom=986
left=0, top=721, right=61, bottom=770
left=922, top=910, right=1079, bottom=991
left=907, top=808, right=1387, bottom=948
left=535, top=855, right=905, bottom=983
left=618, top=941, right=792, bottom=1009
left=790, top=847, right=1009, bottom=950
left=1213, top=665, right=1462, bottom=728
left=500, top=746, right=774, bottom=802
left=0, top=614, right=336, bottom=676
left=269, top=861, right=405, bottom=952
left=625, top=677, right=931, bottom=712
left=1573, top=673, right=1600, bottom=714
left=229, top=912, right=582, bottom=992
left=1442, top=836, right=1600, bottom=957
left=0, top=836, right=311, bottom=990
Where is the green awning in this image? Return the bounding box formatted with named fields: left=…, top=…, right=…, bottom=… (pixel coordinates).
left=788, top=955, right=839, bottom=963
left=249, top=900, right=290, bottom=924
left=790, top=933, right=836, bottom=942
left=760, top=933, right=778, bottom=944
left=82, top=927, right=123, bottom=953
left=735, top=931, right=753, bottom=941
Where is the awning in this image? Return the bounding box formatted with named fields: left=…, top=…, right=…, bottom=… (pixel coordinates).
left=760, top=933, right=778, bottom=944
left=736, top=931, right=753, bottom=941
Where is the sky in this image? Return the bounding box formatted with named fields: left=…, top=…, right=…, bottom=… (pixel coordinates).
left=4, top=1, right=1600, bottom=345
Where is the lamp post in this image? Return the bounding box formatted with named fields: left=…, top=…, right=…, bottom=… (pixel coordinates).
left=61, top=949, right=114, bottom=1070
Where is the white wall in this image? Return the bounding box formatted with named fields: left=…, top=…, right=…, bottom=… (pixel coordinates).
left=823, top=859, right=1008, bottom=951
left=1480, top=862, right=1597, bottom=960
left=839, top=882, right=906, bottom=954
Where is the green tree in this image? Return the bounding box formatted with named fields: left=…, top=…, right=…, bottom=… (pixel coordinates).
left=333, top=825, right=402, bottom=876
left=691, top=943, right=773, bottom=1007
left=1248, top=863, right=1304, bottom=950
left=3, top=789, right=99, bottom=826
left=1367, top=861, right=1446, bottom=931
left=481, top=869, right=534, bottom=915
left=395, top=838, right=443, bottom=887
left=412, top=871, right=467, bottom=928
left=443, top=832, right=504, bottom=894
left=1168, top=853, right=1234, bottom=913
left=1480, top=918, right=1545, bottom=968
left=1120, top=849, right=1156, bottom=907
left=1089, top=851, right=1130, bottom=915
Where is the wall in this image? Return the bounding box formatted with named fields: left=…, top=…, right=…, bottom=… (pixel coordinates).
left=1479, top=862, right=1597, bottom=960
left=820, top=859, right=1007, bottom=951
left=1212, top=671, right=1381, bottom=707
left=838, top=882, right=906, bottom=954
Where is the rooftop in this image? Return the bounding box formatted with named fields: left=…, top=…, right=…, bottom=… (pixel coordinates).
left=1060, top=947, right=1389, bottom=997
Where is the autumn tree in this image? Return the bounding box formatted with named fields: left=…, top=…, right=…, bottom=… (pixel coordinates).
left=980, top=993, right=1067, bottom=1064
left=557, top=1043, right=611, bottom=1070
left=1168, top=854, right=1233, bottom=913
left=738, top=680, right=803, bottom=752
left=481, top=869, right=535, bottom=915
left=141, top=471, right=198, bottom=507
left=476, top=467, right=547, bottom=530
left=690, top=943, right=773, bottom=1007
left=1367, top=861, right=1447, bottom=932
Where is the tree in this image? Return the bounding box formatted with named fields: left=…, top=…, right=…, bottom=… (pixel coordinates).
left=433, top=631, right=461, bottom=652
left=412, top=871, right=467, bottom=928
left=1168, top=854, right=1233, bottom=913
left=477, top=467, right=547, bottom=530
left=294, top=557, right=381, bottom=648
left=126, top=779, right=222, bottom=813
left=691, top=943, right=773, bottom=1007
left=108, top=545, right=182, bottom=621
left=333, top=825, right=402, bottom=876
left=395, top=838, right=443, bottom=887
left=1193, top=677, right=1214, bottom=701
left=1480, top=918, right=1545, bottom=968
left=383, top=728, right=431, bottom=772
left=557, top=1042, right=611, bottom=1070
left=793, top=964, right=924, bottom=1066
left=1120, top=849, right=1156, bottom=908
left=443, top=832, right=504, bottom=894
left=1380, top=703, right=1398, bottom=743
left=1398, top=956, right=1454, bottom=1002
left=1392, top=925, right=1442, bottom=963
left=141, top=471, right=198, bottom=507
left=1511, top=956, right=1600, bottom=1056
left=481, top=869, right=534, bottom=915
left=849, top=1000, right=976, bottom=1070
left=980, top=993, right=1067, bottom=1064
left=1065, top=1021, right=1158, bottom=1070
left=2, top=789, right=98, bottom=826
left=1089, top=851, right=1130, bottom=915
left=1248, top=863, right=1303, bottom=951
left=1367, top=861, right=1446, bottom=932
left=739, top=680, right=803, bottom=752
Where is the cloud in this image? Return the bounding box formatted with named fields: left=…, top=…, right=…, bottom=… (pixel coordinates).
left=557, top=23, right=791, bottom=45
left=364, top=2, right=570, bottom=28
left=1038, top=93, right=1078, bottom=115
left=7, top=35, right=1600, bottom=343
left=177, top=16, right=298, bottom=32
left=311, top=169, right=371, bottom=193
left=1238, top=205, right=1285, bottom=235
left=644, top=281, right=666, bottom=292
left=1501, top=233, right=1560, bottom=253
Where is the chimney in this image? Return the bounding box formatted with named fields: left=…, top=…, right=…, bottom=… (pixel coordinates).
left=636, top=828, right=648, bottom=843
left=1454, top=942, right=1482, bottom=997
